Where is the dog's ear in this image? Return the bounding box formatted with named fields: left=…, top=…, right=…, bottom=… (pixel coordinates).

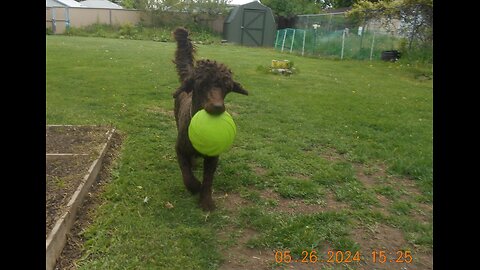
left=232, top=81, right=249, bottom=96
left=172, top=77, right=194, bottom=98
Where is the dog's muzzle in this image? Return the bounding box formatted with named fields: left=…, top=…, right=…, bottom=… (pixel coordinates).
left=205, top=88, right=225, bottom=115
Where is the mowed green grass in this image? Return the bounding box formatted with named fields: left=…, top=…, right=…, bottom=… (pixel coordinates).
left=46, top=35, right=432, bottom=269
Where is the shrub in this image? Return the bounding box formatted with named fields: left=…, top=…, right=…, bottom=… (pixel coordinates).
left=119, top=23, right=138, bottom=39
left=398, top=38, right=433, bottom=64
left=54, top=23, right=222, bottom=44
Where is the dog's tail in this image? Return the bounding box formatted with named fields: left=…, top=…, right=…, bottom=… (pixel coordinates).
left=173, top=27, right=195, bottom=82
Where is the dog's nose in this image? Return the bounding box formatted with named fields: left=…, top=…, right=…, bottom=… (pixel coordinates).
left=206, top=103, right=225, bottom=115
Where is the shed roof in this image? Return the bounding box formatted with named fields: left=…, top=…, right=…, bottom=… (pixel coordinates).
left=225, top=1, right=269, bottom=24
left=46, top=0, right=83, bottom=7
left=79, top=0, right=123, bottom=9
left=229, top=0, right=259, bottom=5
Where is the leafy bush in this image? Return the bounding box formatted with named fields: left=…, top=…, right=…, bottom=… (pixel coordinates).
left=64, top=24, right=118, bottom=38
left=119, top=23, right=138, bottom=39
left=57, top=23, right=222, bottom=44
left=398, top=38, right=433, bottom=64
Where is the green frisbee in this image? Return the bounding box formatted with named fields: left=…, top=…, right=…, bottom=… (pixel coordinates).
left=188, top=109, right=237, bottom=156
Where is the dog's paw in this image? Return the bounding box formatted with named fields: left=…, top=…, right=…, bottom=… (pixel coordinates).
left=199, top=197, right=216, bottom=212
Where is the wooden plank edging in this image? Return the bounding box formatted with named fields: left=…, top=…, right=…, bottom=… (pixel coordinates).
left=46, top=127, right=116, bottom=270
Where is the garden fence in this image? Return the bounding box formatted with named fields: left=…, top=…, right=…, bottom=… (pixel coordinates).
left=275, top=12, right=405, bottom=60
left=274, top=27, right=402, bottom=60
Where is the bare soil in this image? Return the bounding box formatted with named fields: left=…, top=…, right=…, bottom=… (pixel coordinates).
left=45, top=125, right=122, bottom=269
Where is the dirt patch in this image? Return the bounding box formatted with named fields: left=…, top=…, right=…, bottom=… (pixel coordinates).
left=46, top=125, right=112, bottom=154
left=351, top=223, right=433, bottom=270
left=249, top=164, right=269, bottom=176
left=46, top=125, right=114, bottom=236
left=46, top=125, right=122, bottom=269
left=215, top=192, right=272, bottom=270
left=350, top=161, right=433, bottom=269
left=215, top=191, right=252, bottom=210
left=259, top=188, right=349, bottom=215
left=46, top=154, right=95, bottom=236
left=145, top=105, right=174, bottom=117
left=355, top=162, right=433, bottom=224
left=215, top=189, right=356, bottom=270
left=218, top=228, right=273, bottom=270
left=411, top=203, right=433, bottom=224
left=317, top=146, right=346, bottom=162
left=354, top=163, right=380, bottom=188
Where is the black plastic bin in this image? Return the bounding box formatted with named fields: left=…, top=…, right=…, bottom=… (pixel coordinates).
left=381, top=50, right=401, bottom=62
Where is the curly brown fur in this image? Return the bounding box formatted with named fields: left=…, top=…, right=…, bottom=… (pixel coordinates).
left=172, top=28, right=195, bottom=82
left=172, top=27, right=248, bottom=211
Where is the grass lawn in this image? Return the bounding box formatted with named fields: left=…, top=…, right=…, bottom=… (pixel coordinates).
left=46, top=35, right=433, bottom=269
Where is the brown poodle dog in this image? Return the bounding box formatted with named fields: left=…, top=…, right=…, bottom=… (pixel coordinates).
left=172, top=27, right=248, bottom=211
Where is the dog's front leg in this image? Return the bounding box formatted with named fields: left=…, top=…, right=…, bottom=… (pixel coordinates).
left=176, top=150, right=202, bottom=194
left=200, top=156, right=218, bottom=211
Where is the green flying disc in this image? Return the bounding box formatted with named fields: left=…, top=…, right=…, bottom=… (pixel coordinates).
left=188, top=109, right=237, bottom=156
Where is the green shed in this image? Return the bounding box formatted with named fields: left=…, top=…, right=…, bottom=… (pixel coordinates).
left=223, top=1, right=277, bottom=47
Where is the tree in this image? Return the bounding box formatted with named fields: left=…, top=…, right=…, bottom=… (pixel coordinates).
left=116, top=0, right=148, bottom=9
left=397, top=0, right=433, bottom=46
left=261, top=0, right=358, bottom=28
left=261, top=0, right=323, bottom=28
left=130, top=0, right=228, bottom=14
left=195, top=0, right=230, bottom=15
left=347, top=0, right=433, bottom=49
left=261, top=0, right=322, bottom=17
left=132, top=0, right=229, bottom=29
left=321, top=0, right=355, bottom=9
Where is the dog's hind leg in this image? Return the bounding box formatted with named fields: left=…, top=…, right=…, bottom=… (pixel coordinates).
left=199, top=156, right=218, bottom=211
left=176, top=151, right=202, bottom=194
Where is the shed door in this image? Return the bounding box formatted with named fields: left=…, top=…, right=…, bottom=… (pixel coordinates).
left=241, top=8, right=266, bottom=46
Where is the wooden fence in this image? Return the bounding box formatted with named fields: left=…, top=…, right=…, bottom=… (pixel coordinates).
left=46, top=7, right=224, bottom=34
